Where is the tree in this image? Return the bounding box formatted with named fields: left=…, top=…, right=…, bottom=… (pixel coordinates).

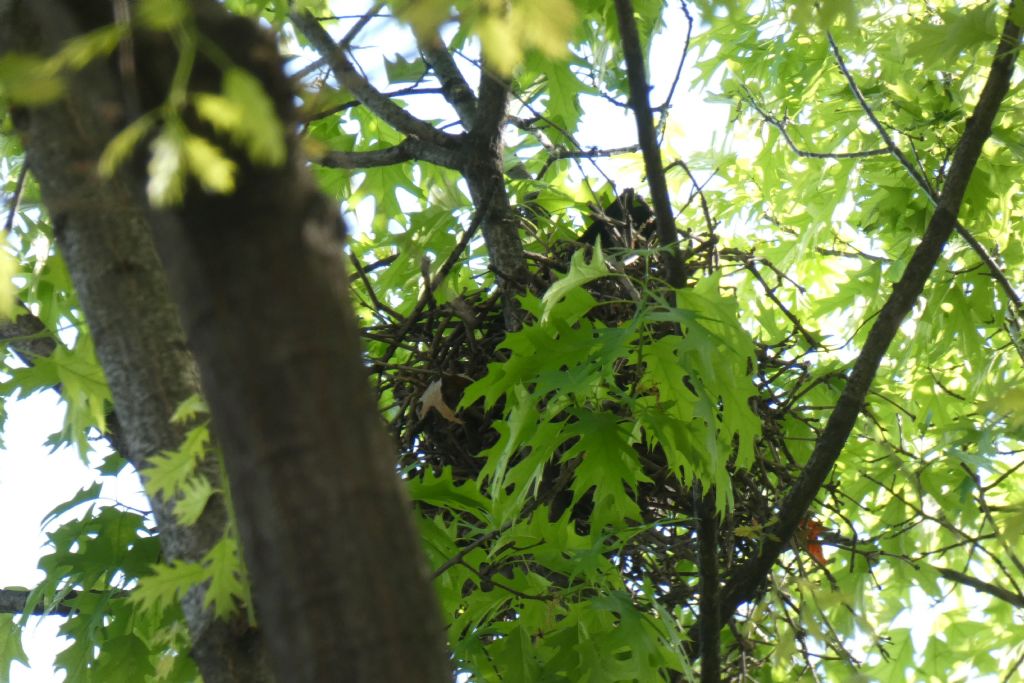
left=0, top=0, right=1023, bottom=681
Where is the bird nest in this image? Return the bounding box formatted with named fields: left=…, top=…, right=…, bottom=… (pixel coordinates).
left=361, top=218, right=815, bottom=620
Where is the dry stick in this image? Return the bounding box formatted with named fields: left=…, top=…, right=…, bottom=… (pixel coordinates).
left=827, top=31, right=1024, bottom=324
left=699, top=11, right=1023, bottom=656
left=613, top=1, right=718, bottom=678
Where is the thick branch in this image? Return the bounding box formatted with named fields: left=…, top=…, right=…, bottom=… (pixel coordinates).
left=317, top=136, right=462, bottom=170
left=613, top=0, right=686, bottom=289
left=420, top=33, right=477, bottom=127
left=463, top=63, right=530, bottom=326
left=715, top=9, right=1022, bottom=629
left=291, top=10, right=457, bottom=150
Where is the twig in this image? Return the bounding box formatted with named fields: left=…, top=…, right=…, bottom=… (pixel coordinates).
left=740, top=86, right=889, bottom=160
left=292, top=2, right=386, bottom=81
left=380, top=206, right=487, bottom=365
left=291, top=10, right=457, bottom=149
left=827, top=30, right=1024, bottom=326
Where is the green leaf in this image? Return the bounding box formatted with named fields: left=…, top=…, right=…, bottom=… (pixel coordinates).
left=202, top=535, right=247, bottom=619
left=174, top=476, right=216, bottom=526
left=42, top=482, right=103, bottom=527
left=142, top=423, right=210, bottom=502
left=146, top=126, right=188, bottom=207
left=98, top=115, right=157, bottom=178
left=541, top=243, right=611, bottom=322
left=170, top=393, right=209, bottom=423
left=0, top=614, right=28, bottom=683
left=92, top=635, right=155, bottom=682
left=183, top=135, right=237, bottom=195
left=130, top=560, right=206, bottom=615
left=0, top=53, right=64, bottom=105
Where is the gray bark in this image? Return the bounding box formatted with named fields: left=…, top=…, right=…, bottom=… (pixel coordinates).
left=3, top=1, right=452, bottom=681
left=1, top=1, right=271, bottom=681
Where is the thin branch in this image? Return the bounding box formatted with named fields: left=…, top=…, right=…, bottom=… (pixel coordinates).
left=740, top=87, right=889, bottom=160
left=936, top=566, right=1024, bottom=608
left=708, top=6, right=1022, bottom=649
left=291, top=10, right=457, bottom=149
left=827, top=30, right=1024, bottom=325
left=613, top=0, right=686, bottom=289
left=0, top=587, right=128, bottom=616
left=3, top=163, right=27, bottom=234
left=655, top=0, right=694, bottom=138
left=380, top=206, right=486, bottom=365
left=292, top=2, right=386, bottom=81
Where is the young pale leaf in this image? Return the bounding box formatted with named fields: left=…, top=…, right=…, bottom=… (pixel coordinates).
left=170, top=393, right=209, bottom=423
left=137, top=0, right=190, bottom=30
left=0, top=250, right=17, bottom=321
left=0, top=53, right=64, bottom=105
left=183, top=135, right=237, bottom=195
left=202, top=535, right=247, bottom=619
left=143, top=423, right=210, bottom=501
left=98, top=115, right=156, bottom=178
left=223, top=68, right=287, bottom=166
left=541, top=244, right=610, bottom=322
left=129, top=560, right=206, bottom=615
left=174, top=476, right=216, bottom=526
left=54, top=24, right=125, bottom=71
left=194, top=93, right=244, bottom=136
left=146, top=127, right=187, bottom=207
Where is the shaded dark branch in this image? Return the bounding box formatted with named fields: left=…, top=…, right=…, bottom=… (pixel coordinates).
left=613, top=0, right=686, bottom=289
left=828, top=30, right=1024, bottom=324
left=464, top=61, right=530, bottom=323
left=935, top=566, right=1024, bottom=609
left=472, top=67, right=509, bottom=141
left=744, top=260, right=820, bottom=348
left=0, top=587, right=129, bottom=616
left=301, top=85, right=444, bottom=123
left=713, top=10, right=1022, bottom=634
left=291, top=10, right=457, bottom=149
left=694, top=485, right=720, bottom=683
left=420, top=33, right=477, bottom=127
left=1, top=304, right=58, bottom=362
left=317, top=136, right=461, bottom=170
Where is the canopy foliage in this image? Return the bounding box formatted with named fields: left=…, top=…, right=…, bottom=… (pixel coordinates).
left=1, top=0, right=1023, bottom=681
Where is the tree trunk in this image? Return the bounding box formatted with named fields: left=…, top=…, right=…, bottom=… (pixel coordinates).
left=1, top=1, right=451, bottom=681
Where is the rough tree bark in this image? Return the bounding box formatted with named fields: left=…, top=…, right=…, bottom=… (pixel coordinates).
left=1, top=1, right=451, bottom=681
left=0, top=2, right=273, bottom=681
